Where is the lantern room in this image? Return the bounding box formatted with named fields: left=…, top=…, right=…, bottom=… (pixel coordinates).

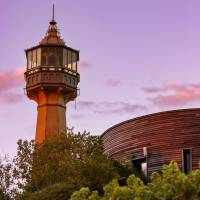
left=24, top=15, right=80, bottom=93
left=26, top=46, right=79, bottom=72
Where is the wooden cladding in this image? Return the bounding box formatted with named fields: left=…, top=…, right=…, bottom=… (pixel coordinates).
left=102, top=109, right=200, bottom=176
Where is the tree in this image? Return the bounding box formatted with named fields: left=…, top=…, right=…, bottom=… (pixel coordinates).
left=0, top=156, right=13, bottom=199
left=12, top=132, right=133, bottom=199
left=71, top=161, right=200, bottom=200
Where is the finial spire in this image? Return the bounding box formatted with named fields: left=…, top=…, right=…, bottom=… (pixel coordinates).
left=52, top=4, right=55, bottom=21
left=40, top=4, right=65, bottom=45
left=50, top=4, right=56, bottom=25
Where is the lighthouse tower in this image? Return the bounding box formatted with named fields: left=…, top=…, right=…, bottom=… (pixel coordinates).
left=24, top=8, right=80, bottom=144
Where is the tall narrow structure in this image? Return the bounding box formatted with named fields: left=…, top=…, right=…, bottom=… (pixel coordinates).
left=24, top=10, right=80, bottom=144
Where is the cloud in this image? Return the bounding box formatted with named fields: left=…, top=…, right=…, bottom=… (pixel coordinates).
left=0, top=68, right=25, bottom=104
left=78, top=101, right=97, bottom=108
left=143, top=82, right=191, bottom=94
left=105, top=79, right=121, bottom=87
left=0, top=92, right=24, bottom=104
left=0, top=67, right=24, bottom=91
left=78, top=61, right=91, bottom=69
left=76, top=100, right=147, bottom=115
left=143, top=87, right=162, bottom=93
left=145, top=82, right=200, bottom=108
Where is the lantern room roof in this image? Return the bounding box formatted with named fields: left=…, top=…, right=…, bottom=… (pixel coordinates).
left=39, top=5, right=66, bottom=46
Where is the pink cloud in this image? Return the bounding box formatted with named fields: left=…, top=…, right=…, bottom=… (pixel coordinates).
left=0, top=67, right=24, bottom=91
left=143, top=82, right=191, bottom=93
left=150, top=91, right=200, bottom=108
left=0, top=67, right=25, bottom=104
left=0, top=92, right=24, bottom=104
left=162, top=82, right=190, bottom=92
left=145, top=82, right=200, bottom=108
left=105, top=79, right=121, bottom=87
left=78, top=61, right=91, bottom=69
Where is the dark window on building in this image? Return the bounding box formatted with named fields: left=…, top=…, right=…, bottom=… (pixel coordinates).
left=183, top=148, right=191, bottom=174
left=132, top=158, right=147, bottom=177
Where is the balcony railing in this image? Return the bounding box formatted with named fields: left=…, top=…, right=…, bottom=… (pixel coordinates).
left=25, top=66, right=78, bottom=76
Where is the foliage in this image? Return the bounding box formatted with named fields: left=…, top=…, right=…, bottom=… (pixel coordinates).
left=71, top=161, right=200, bottom=200
left=0, top=156, right=14, bottom=199
left=0, top=131, right=133, bottom=199
left=17, top=183, right=75, bottom=200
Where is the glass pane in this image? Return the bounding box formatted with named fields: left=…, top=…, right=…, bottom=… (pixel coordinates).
left=37, top=48, right=41, bottom=66
left=72, top=52, right=77, bottom=71
left=57, top=47, right=63, bottom=66
left=72, top=63, right=76, bottom=71
left=41, top=56, right=47, bottom=65
left=63, top=48, right=67, bottom=67
left=48, top=47, right=55, bottom=65
left=27, top=51, right=32, bottom=69
left=72, top=52, right=77, bottom=62
left=32, top=49, right=37, bottom=68
left=41, top=47, right=48, bottom=65
left=67, top=50, right=72, bottom=69
left=49, top=55, right=56, bottom=65
left=183, top=149, right=191, bottom=174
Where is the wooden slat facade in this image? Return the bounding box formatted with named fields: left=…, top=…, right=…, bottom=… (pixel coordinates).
left=101, top=108, right=200, bottom=176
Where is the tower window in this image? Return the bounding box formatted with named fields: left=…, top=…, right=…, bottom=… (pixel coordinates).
left=49, top=55, right=56, bottom=65
left=183, top=148, right=192, bottom=174
left=41, top=56, right=47, bottom=65
left=27, top=51, right=32, bottom=69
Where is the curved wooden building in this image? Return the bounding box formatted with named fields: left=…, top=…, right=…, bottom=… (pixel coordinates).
left=101, top=108, right=200, bottom=176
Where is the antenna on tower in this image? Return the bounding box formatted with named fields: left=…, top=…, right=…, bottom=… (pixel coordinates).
left=52, top=4, right=55, bottom=21
left=50, top=4, right=56, bottom=25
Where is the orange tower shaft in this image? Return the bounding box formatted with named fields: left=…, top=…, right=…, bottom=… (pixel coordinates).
left=34, top=90, right=67, bottom=143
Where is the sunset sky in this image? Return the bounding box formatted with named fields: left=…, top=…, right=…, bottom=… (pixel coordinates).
left=1, top=0, right=200, bottom=155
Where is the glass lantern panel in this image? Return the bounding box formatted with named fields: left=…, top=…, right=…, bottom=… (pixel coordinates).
left=32, top=49, right=37, bottom=68
left=72, top=52, right=77, bottom=71
left=57, top=47, right=63, bottom=66
left=41, top=47, right=48, bottom=66
left=37, top=48, right=41, bottom=66
left=49, top=55, right=56, bottom=65
left=67, top=50, right=72, bottom=69
left=27, top=51, right=32, bottom=69
left=48, top=47, right=55, bottom=65
left=41, top=56, right=47, bottom=65
left=63, top=48, right=67, bottom=67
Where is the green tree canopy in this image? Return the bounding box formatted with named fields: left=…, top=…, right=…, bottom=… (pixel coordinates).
left=0, top=131, right=133, bottom=199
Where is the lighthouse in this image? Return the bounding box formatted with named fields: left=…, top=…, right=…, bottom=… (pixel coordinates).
left=24, top=7, right=80, bottom=144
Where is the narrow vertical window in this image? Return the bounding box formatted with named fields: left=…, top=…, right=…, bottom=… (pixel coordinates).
left=68, top=50, right=72, bottom=69
left=27, top=51, right=32, bottom=69
left=72, top=52, right=77, bottom=71
left=63, top=48, right=67, bottom=67
left=37, top=48, right=41, bottom=66
left=183, top=148, right=191, bottom=174
left=32, top=49, right=37, bottom=68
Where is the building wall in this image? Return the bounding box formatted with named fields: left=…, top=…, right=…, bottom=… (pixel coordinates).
left=101, top=108, right=200, bottom=176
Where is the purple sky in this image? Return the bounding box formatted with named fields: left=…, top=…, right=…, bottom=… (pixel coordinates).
left=1, top=0, right=200, bottom=155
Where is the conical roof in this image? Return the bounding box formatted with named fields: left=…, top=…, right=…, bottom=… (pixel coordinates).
left=40, top=12, right=65, bottom=45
